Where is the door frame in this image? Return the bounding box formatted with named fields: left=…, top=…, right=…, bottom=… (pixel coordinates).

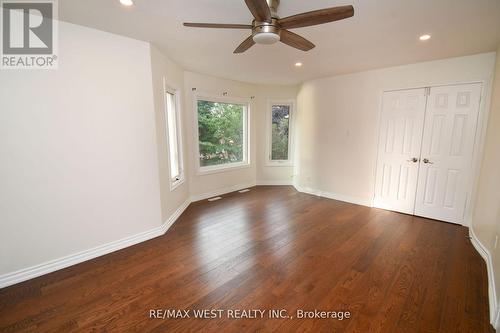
left=371, top=79, right=494, bottom=226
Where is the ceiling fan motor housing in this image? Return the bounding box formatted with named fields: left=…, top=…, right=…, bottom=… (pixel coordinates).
left=252, top=18, right=281, bottom=44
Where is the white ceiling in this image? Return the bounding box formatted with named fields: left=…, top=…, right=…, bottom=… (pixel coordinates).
left=59, top=0, right=500, bottom=85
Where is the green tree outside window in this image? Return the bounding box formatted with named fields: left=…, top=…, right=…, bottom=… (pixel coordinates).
left=271, top=105, right=290, bottom=161
left=198, top=100, right=245, bottom=167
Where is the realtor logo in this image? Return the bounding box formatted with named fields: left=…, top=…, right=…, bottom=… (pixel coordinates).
left=1, top=0, right=58, bottom=69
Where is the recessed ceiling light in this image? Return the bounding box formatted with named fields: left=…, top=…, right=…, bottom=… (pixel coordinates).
left=419, top=34, right=431, bottom=41
left=120, top=0, right=134, bottom=6
left=295, top=62, right=303, bottom=67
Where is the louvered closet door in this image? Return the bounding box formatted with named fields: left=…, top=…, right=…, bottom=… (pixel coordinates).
left=414, top=83, right=482, bottom=224
left=374, top=89, right=427, bottom=214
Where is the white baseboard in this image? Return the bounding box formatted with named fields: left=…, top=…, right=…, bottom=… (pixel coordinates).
left=0, top=198, right=191, bottom=289
left=190, top=182, right=256, bottom=202
left=293, top=184, right=322, bottom=197
left=469, top=228, right=498, bottom=327
left=293, top=184, right=372, bottom=207
left=161, top=199, right=191, bottom=233
left=256, top=180, right=294, bottom=186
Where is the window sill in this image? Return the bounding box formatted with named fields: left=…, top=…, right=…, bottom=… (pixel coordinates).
left=170, top=178, right=185, bottom=191
left=197, top=162, right=251, bottom=176
left=265, top=161, right=294, bottom=167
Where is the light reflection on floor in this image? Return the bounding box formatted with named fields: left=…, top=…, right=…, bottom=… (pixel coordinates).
left=191, top=194, right=299, bottom=290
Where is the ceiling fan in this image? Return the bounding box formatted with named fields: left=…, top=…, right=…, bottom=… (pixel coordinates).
left=183, top=0, right=354, bottom=53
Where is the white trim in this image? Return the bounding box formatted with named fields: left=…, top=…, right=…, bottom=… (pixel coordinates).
left=294, top=184, right=372, bottom=207
left=0, top=199, right=191, bottom=289
left=193, top=94, right=251, bottom=175
left=264, top=162, right=295, bottom=167
left=265, top=99, right=295, bottom=167
left=256, top=180, right=294, bottom=186
left=497, top=310, right=500, bottom=332
left=190, top=182, right=256, bottom=202
left=163, top=79, right=186, bottom=191
left=465, top=77, right=494, bottom=228
left=371, top=87, right=389, bottom=208
left=382, top=80, right=486, bottom=93
left=194, top=93, right=251, bottom=105
left=195, top=161, right=251, bottom=176
left=294, top=184, right=322, bottom=197
left=162, top=198, right=191, bottom=232
left=469, top=228, right=498, bottom=327
left=170, top=177, right=185, bottom=191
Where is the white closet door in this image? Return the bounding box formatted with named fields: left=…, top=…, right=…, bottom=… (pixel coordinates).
left=414, top=83, right=482, bottom=224
left=374, top=89, right=427, bottom=214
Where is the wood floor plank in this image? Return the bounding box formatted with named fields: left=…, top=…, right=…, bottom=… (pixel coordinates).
left=0, top=186, right=493, bottom=333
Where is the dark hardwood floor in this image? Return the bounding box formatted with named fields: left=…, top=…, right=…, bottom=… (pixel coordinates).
left=0, top=186, right=493, bottom=332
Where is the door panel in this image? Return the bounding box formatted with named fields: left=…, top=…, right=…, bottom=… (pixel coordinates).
left=414, top=83, right=482, bottom=224
left=374, top=89, right=427, bottom=214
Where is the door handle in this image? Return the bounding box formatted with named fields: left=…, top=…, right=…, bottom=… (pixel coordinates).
left=423, top=158, right=434, bottom=164
left=407, top=157, right=419, bottom=163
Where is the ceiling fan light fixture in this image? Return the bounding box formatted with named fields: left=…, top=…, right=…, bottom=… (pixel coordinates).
left=119, top=0, right=134, bottom=6
left=419, top=34, right=431, bottom=41
left=253, top=32, right=280, bottom=45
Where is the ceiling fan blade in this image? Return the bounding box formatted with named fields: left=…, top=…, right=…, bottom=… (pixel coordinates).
left=278, top=5, right=354, bottom=29
left=234, top=36, right=256, bottom=53
left=183, top=23, right=252, bottom=29
left=280, top=29, right=315, bottom=51
left=244, top=0, right=272, bottom=22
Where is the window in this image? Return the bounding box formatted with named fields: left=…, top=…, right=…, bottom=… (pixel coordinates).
left=165, top=88, right=184, bottom=190
left=196, top=97, right=250, bottom=173
left=268, top=101, right=293, bottom=165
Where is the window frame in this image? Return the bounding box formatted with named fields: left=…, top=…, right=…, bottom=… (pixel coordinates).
left=164, top=83, right=185, bottom=191
left=266, top=99, right=295, bottom=167
left=193, top=94, right=251, bottom=175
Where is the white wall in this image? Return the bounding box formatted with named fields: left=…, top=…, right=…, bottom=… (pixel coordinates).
left=150, top=46, right=190, bottom=221
left=296, top=52, right=496, bottom=207
left=0, top=22, right=162, bottom=275
left=471, top=45, right=500, bottom=320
